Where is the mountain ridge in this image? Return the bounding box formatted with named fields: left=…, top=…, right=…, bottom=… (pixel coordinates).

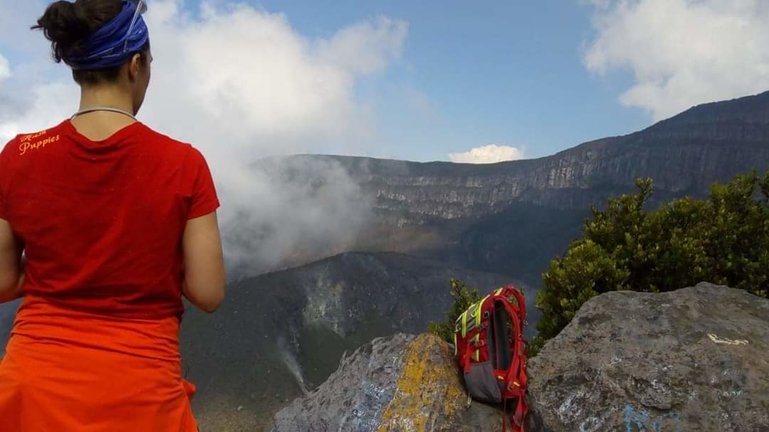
left=266, top=90, right=769, bottom=216
left=241, top=91, right=769, bottom=283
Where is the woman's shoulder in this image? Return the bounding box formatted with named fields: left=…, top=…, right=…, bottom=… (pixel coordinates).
left=136, top=123, right=187, bottom=147
left=135, top=123, right=204, bottom=157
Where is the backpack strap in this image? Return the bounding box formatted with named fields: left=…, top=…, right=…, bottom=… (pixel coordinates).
left=456, top=300, right=486, bottom=374
left=501, top=396, right=527, bottom=432
left=495, top=286, right=528, bottom=432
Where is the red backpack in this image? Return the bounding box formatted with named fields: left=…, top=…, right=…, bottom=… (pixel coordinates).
left=454, top=285, right=528, bottom=432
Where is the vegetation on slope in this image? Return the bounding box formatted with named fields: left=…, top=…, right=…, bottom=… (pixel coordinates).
left=428, top=279, right=482, bottom=344
left=532, top=171, right=769, bottom=353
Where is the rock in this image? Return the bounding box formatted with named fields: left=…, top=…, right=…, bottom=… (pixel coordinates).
left=527, top=282, right=769, bottom=432
left=270, top=333, right=502, bottom=432
left=271, top=283, right=769, bottom=431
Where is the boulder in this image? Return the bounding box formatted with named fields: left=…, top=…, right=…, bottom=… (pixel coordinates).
left=527, top=282, right=769, bottom=432
left=272, top=283, right=769, bottom=431
left=271, top=333, right=501, bottom=432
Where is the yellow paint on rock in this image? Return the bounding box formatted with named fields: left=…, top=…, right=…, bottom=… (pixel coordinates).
left=377, top=334, right=467, bottom=432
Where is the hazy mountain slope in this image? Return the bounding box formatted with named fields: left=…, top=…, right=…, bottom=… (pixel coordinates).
left=180, top=252, right=522, bottom=432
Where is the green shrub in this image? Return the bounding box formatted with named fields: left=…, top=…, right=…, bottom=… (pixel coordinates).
left=428, top=278, right=482, bottom=344
left=531, top=172, right=769, bottom=355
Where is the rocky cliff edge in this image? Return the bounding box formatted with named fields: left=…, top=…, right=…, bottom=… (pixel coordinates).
left=271, top=282, right=769, bottom=432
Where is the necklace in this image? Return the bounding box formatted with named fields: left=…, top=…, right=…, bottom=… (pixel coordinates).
left=70, top=107, right=136, bottom=121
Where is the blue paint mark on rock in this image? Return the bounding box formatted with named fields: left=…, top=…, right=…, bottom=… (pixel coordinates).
left=624, top=404, right=681, bottom=432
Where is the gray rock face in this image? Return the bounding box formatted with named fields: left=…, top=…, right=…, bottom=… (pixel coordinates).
left=271, top=333, right=415, bottom=432
left=248, top=91, right=769, bottom=285
left=527, top=282, right=769, bottom=432
left=271, top=333, right=502, bottom=432
left=266, top=91, right=769, bottom=227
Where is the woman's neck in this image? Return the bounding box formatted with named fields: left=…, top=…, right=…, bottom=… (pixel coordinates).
left=71, top=85, right=137, bottom=141
left=79, top=84, right=135, bottom=114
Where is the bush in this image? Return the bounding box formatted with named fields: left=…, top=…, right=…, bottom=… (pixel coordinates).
left=531, top=172, right=769, bottom=354
left=428, top=278, right=482, bottom=344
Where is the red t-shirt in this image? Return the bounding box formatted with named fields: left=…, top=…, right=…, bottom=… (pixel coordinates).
left=0, top=120, right=219, bottom=319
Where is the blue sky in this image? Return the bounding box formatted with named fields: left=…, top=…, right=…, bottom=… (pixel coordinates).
left=247, top=0, right=650, bottom=161
left=2, top=0, right=769, bottom=164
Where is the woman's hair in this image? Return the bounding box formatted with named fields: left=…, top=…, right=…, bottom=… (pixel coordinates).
left=32, top=0, right=149, bottom=85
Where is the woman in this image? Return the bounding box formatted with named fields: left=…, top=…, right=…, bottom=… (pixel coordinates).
left=0, top=0, right=226, bottom=430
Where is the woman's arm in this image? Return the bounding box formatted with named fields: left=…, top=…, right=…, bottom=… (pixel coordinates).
left=182, top=211, right=225, bottom=313
left=0, top=218, right=23, bottom=303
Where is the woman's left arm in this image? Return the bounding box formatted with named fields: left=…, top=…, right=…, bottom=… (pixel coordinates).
left=0, top=218, right=23, bottom=303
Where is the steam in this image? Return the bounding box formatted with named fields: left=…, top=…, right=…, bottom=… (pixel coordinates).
left=218, top=156, right=373, bottom=277
left=276, top=335, right=309, bottom=395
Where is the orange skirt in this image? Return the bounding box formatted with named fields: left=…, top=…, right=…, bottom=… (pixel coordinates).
left=0, top=298, right=198, bottom=432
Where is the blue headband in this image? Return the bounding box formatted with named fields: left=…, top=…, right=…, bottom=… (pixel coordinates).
left=64, top=0, right=149, bottom=71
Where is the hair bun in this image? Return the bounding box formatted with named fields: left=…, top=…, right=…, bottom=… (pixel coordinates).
left=33, top=0, right=124, bottom=64
left=35, top=1, right=91, bottom=48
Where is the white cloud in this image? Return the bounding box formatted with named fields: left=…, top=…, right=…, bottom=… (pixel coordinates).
left=0, top=82, right=78, bottom=138
left=584, top=0, right=769, bottom=120
left=0, top=0, right=408, bottom=155
left=0, top=53, right=9, bottom=83
left=315, top=16, right=408, bottom=76
left=449, top=144, right=525, bottom=164
left=0, top=0, right=408, bottom=276
left=143, top=1, right=407, bottom=159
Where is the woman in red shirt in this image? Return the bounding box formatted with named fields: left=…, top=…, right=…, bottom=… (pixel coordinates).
left=0, top=0, right=226, bottom=430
